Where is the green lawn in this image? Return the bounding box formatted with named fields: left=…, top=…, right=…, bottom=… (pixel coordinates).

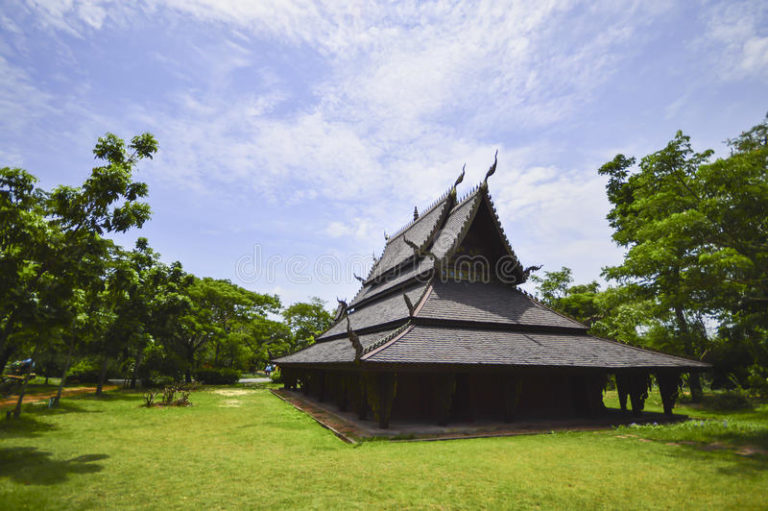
left=1, top=386, right=766, bottom=510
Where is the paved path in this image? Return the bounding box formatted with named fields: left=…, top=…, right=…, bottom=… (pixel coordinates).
left=0, top=385, right=118, bottom=409
left=238, top=377, right=271, bottom=384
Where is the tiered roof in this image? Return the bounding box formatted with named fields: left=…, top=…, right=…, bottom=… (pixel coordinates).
left=277, top=164, right=708, bottom=372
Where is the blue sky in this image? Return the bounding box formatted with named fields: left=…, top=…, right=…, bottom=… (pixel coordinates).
left=1, top=1, right=766, bottom=307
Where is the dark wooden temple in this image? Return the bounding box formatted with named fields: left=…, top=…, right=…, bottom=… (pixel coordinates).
left=275, top=160, right=709, bottom=428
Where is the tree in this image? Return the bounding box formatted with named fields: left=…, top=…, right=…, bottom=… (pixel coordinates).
left=157, top=276, right=280, bottom=382
left=1, top=132, right=157, bottom=416
left=531, top=267, right=601, bottom=326
left=597, top=115, right=768, bottom=398
left=282, top=297, right=333, bottom=352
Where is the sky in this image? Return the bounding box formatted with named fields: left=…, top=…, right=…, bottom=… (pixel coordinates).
left=1, top=0, right=767, bottom=307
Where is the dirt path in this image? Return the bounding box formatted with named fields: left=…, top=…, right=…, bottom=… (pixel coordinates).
left=0, top=385, right=118, bottom=409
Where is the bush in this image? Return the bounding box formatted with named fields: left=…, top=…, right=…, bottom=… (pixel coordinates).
left=194, top=368, right=241, bottom=385
left=270, top=368, right=282, bottom=384
left=67, top=360, right=102, bottom=383
left=702, top=390, right=753, bottom=411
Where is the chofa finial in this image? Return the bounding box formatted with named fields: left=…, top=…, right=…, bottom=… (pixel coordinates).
left=413, top=206, right=419, bottom=220
left=335, top=297, right=348, bottom=320
left=384, top=230, right=389, bottom=241
left=403, top=293, right=415, bottom=316
left=454, top=164, right=466, bottom=188
left=483, top=150, right=498, bottom=185
left=346, top=316, right=364, bottom=362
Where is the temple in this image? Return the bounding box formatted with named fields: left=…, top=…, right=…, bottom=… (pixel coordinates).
left=274, top=158, right=709, bottom=429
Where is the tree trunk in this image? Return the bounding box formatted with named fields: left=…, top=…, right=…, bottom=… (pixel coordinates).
left=130, top=348, right=144, bottom=389
left=688, top=373, right=703, bottom=403
left=673, top=306, right=703, bottom=403
left=95, top=356, right=109, bottom=396
left=51, top=344, right=74, bottom=408
left=0, top=343, right=16, bottom=376
left=11, top=346, right=37, bottom=419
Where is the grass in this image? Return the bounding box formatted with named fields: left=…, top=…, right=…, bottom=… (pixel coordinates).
left=1, top=386, right=766, bottom=510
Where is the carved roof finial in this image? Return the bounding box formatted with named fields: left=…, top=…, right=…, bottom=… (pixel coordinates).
left=483, top=150, right=498, bottom=186
left=454, top=164, right=466, bottom=189
left=384, top=230, right=389, bottom=241
left=403, top=293, right=415, bottom=316
left=346, top=316, right=364, bottom=362
left=372, top=252, right=379, bottom=263
left=521, top=265, right=543, bottom=283
left=403, top=236, right=419, bottom=254
left=335, top=297, right=348, bottom=321
left=413, top=206, right=419, bottom=220
left=353, top=273, right=364, bottom=283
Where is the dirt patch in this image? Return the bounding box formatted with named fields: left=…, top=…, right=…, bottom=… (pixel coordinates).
left=0, top=385, right=118, bottom=408
left=212, top=389, right=252, bottom=397
left=220, top=399, right=242, bottom=408
left=735, top=445, right=768, bottom=457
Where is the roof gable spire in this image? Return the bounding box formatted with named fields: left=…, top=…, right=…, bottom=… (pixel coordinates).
left=483, top=150, right=498, bottom=187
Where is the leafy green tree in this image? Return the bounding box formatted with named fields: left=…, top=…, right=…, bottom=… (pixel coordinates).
left=282, top=297, right=333, bottom=352
left=1, top=132, right=157, bottom=416
left=157, top=276, right=280, bottom=382
left=531, top=267, right=601, bottom=326
left=597, top=115, right=768, bottom=398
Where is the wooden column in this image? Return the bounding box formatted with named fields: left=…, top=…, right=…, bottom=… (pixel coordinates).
left=615, top=373, right=629, bottom=413
left=316, top=370, right=326, bottom=402
left=627, top=372, right=651, bottom=418
left=433, top=373, right=456, bottom=426
left=586, top=373, right=607, bottom=417
left=365, top=372, right=397, bottom=429
left=502, top=374, right=522, bottom=423
left=335, top=373, right=349, bottom=412
left=350, top=373, right=368, bottom=420
left=300, top=370, right=310, bottom=395
left=656, top=371, right=682, bottom=416
left=282, top=367, right=298, bottom=390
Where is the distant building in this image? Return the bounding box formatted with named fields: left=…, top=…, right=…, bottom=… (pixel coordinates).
left=275, top=160, right=708, bottom=428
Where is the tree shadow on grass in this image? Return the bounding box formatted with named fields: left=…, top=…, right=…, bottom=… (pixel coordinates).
left=0, top=414, right=58, bottom=439
left=662, top=442, right=768, bottom=476
left=0, top=447, right=108, bottom=485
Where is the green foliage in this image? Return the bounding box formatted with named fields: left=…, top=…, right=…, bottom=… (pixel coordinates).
left=2, top=389, right=767, bottom=509
left=194, top=368, right=241, bottom=385
left=531, top=267, right=601, bottom=325
left=596, top=114, right=768, bottom=388
left=282, top=297, right=333, bottom=351
left=700, top=390, right=753, bottom=411
left=269, top=367, right=282, bottom=383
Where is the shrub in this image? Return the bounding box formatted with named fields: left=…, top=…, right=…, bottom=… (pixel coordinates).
left=67, top=360, right=102, bottom=383
left=702, top=390, right=753, bottom=411
left=194, top=368, right=241, bottom=385
left=270, top=367, right=282, bottom=384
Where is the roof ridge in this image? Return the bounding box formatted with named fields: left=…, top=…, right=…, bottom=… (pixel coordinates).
left=387, top=187, right=453, bottom=241
left=429, top=186, right=485, bottom=263
left=585, top=334, right=711, bottom=367
left=361, top=321, right=414, bottom=358
left=513, top=287, right=587, bottom=329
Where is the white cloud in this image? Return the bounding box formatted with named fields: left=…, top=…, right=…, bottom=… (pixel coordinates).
left=700, top=1, right=768, bottom=79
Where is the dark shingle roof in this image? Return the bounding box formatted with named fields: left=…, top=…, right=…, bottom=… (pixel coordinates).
left=417, top=280, right=586, bottom=330
left=432, top=189, right=482, bottom=259
left=276, top=179, right=707, bottom=372
left=317, top=282, right=427, bottom=340
left=276, top=327, right=404, bottom=364
left=350, top=258, right=432, bottom=307
left=364, top=326, right=710, bottom=369
left=365, top=192, right=452, bottom=282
